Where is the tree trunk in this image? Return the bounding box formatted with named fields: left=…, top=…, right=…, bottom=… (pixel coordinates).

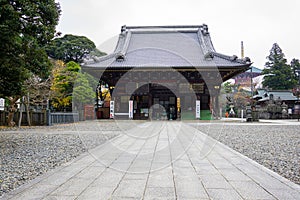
left=7, top=96, right=19, bottom=127
left=25, top=92, right=31, bottom=126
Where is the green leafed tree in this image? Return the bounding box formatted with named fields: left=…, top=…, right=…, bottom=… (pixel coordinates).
left=46, top=34, right=106, bottom=63
left=50, top=61, right=79, bottom=111
left=51, top=61, right=97, bottom=111
left=73, top=72, right=98, bottom=109
left=291, top=58, right=300, bottom=86
left=262, top=43, right=296, bottom=90
left=0, top=0, right=61, bottom=126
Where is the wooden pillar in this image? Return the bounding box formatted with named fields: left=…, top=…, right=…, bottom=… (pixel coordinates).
left=210, top=85, right=221, bottom=119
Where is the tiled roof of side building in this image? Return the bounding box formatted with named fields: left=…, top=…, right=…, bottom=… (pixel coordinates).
left=256, top=89, right=297, bottom=102
left=84, top=25, right=252, bottom=68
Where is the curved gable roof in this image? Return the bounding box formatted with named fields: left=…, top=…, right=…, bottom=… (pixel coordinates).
left=84, top=25, right=251, bottom=69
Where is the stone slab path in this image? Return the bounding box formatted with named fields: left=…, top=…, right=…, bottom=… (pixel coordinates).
left=2, top=121, right=300, bottom=200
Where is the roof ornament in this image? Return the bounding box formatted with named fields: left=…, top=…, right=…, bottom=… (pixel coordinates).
left=230, top=55, right=238, bottom=61
left=204, top=52, right=214, bottom=60
left=201, top=24, right=209, bottom=35
left=121, top=25, right=127, bottom=33
left=115, top=52, right=125, bottom=62
left=243, top=57, right=251, bottom=64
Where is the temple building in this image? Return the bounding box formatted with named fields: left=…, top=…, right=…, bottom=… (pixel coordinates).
left=83, top=25, right=252, bottom=120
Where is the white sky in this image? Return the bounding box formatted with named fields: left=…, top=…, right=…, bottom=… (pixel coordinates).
left=56, top=0, right=299, bottom=68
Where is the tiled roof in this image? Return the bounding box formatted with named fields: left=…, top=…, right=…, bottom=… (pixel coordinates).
left=257, top=90, right=297, bottom=102
left=84, top=25, right=251, bottom=68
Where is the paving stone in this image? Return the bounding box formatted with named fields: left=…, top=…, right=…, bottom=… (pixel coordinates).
left=123, top=173, right=149, bottom=181
left=144, top=187, right=176, bottom=199
left=209, top=159, right=234, bottom=169
left=7, top=184, right=58, bottom=200
left=230, top=181, right=276, bottom=199
left=49, top=177, right=92, bottom=196
left=218, top=168, right=252, bottom=181
left=206, top=189, right=242, bottom=200
left=199, top=174, right=232, bottom=189
left=76, top=186, right=113, bottom=200
left=234, top=163, right=261, bottom=175
left=112, top=180, right=146, bottom=199
left=74, top=166, right=105, bottom=180
left=249, top=172, right=294, bottom=190
left=194, top=164, right=220, bottom=175
left=91, top=169, right=124, bottom=188
left=267, top=189, right=300, bottom=200
left=175, top=180, right=208, bottom=199
left=44, top=195, right=76, bottom=200
left=147, top=170, right=174, bottom=188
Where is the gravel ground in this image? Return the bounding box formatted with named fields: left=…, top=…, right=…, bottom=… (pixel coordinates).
left=0, top=121, right=119, bottom=197
left=194, top=123, right=300, bottom=185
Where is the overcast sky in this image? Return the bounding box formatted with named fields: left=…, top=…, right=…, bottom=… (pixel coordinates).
left=56, top=0, right=299, bottom=69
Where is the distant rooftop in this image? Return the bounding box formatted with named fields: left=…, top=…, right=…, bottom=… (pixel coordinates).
left=253, top=89, right=297, bottom=102
left=246, top=66, right=262, bottom=74
left=84, top=24, right=251, bottom=69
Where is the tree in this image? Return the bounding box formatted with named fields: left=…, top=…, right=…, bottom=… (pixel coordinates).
left=73, top=73, right=98, bottom=110
left=262, top=43, right=295, bottom=90
left=50, top=61, right=98, bottom=111
left=24, top=74, right=51, bottom=108
left=221, top=82, right=250, bottom=116
left=0, top=0, right=61, bottom=126
left=291, top=59, right=300, bottom=86
left=46, top=34, right=106, bottom=63
left=50, top=61, right=79, bottom=111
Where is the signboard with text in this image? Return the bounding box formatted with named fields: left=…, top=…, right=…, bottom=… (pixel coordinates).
left=196, top=100, right=201, bottom=119
left=110, top=101, right=114, bottom=119
left=0, top=98, right=5, bottom=111
left=129, top=100, right=133, bottom=119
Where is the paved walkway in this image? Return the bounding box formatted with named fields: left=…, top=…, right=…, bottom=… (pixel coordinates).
left=2, top=121, right=300, bottom=200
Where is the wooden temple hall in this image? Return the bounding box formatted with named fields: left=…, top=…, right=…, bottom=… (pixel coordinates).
left=83, top=25, right=252, bottom=120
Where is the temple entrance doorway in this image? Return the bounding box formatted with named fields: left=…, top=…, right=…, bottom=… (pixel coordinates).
left=130, top=83, right=179, bottom=120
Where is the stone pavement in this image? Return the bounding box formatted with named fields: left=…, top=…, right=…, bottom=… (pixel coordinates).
left=2, top=121, right=300, bottom=200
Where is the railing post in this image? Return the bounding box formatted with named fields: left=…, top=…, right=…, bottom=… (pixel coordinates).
left=46, top=110, right=51, bottom=126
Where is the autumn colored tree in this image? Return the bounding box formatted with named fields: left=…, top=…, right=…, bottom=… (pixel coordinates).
left=50, top=61, right=79, bottom=111
left=50, top=61, right=97, bottom=111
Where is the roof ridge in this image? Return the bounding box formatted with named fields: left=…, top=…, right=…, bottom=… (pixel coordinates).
left=126, top=25, right=204, bottom=29
left=197, top=29, right=210, bottom=55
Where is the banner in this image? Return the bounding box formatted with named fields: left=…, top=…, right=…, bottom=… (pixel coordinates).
left=129, top=100, right=133, bottom=119
left=0, top=98, right=4, bottom=111
left=196, top=100, right=200, bottom=119
left=110, top=101, right=114, bottom=119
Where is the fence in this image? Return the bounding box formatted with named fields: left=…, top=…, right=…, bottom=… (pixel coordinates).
left=0, top=110, right=80, bottom=126
left=47, top=112, right=79, bottom=125
left=0, top=111, right=47, bottom=126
